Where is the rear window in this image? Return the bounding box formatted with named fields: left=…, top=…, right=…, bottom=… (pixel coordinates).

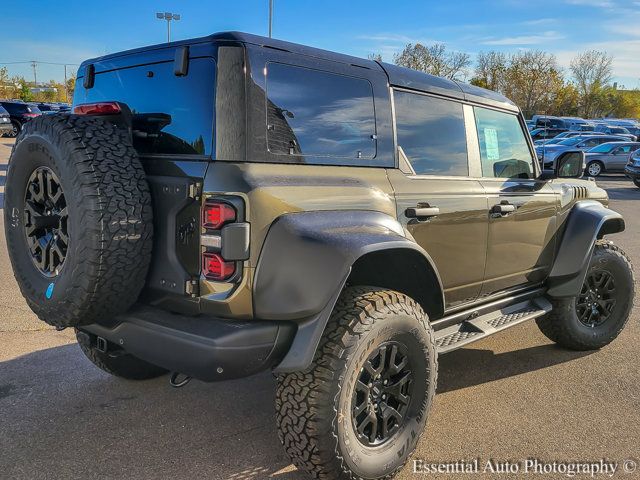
left=0, top=106, right=8, bottom=115
left=2, top=102, right=29, bottom=114
left=76, top=58, right=215, bottom=156
left=265, top=63, right=376, bottom=160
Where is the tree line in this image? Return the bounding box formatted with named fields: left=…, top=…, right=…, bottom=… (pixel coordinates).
left=370, top=45, right=639, bottom=119
left=0, top=66, right=75, bottom=104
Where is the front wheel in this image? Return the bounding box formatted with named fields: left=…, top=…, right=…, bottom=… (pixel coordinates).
left=586, top=161, right=604, bottom=177
left=276, top=287, right=437, bottom=479
left=537, top=242, right=634, bottom=350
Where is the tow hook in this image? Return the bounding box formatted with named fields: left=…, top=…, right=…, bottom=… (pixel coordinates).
left=169, top=372, right=192, bottom=388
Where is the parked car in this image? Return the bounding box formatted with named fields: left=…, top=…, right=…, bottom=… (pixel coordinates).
left=583, top=141, right=640, bottom=176
left=3, top=32, right=635, bottom=480
left=533, top=131, right=604, bottom=145
left=0, top=100, right=42, bottom=137
left=624, top=148, right=640, bottom=188
left=537, top=135, right=628, bottom=168
left=594, top=124, right=636, bottom=141
left=532, top=115, right=566, bottom=128
left=529, top=127, right=567, bottom=141
left=30, top=102, right=61, bottom=115
left=0, top=105, right=13, bottom=136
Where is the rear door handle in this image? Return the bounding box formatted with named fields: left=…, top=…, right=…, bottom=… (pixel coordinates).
left=405, top=206, right=440, bottom=218
left=491, top=203, right=517, bottom=216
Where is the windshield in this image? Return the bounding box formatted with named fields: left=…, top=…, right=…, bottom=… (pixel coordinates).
left=588, top=143, right=617, bottom=153
left=558, top=137, right=583, bottom=146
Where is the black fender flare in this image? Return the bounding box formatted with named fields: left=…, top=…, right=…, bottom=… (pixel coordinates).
left=547, top=200, right=625, bottom=297
left=252, top=210, right=443, bottom=372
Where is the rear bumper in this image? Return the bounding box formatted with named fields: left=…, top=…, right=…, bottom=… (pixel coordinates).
left=81, top=305, right=296, bottom=382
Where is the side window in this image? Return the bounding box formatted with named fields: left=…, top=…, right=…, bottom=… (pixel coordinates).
left=265, top=63, right=376, bottom=159
left=394, top=90, right=468, bottom=176
left=474, top=107, right=534, bottom=179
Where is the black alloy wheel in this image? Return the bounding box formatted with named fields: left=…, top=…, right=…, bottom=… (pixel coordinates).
left=576, top=270, right=616, bottom=328
left=23, top=166, right=69, bottom=277
left=351, top=341, right=413, bottom=446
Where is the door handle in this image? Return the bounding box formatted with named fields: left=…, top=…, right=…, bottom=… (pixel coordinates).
left=405, top=206, right=440, bottom=218
left=491, top=203, right=517, bottom=216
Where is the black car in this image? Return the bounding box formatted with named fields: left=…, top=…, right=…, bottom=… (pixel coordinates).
left=30, top=102, right=61, bottom=115
left=0, top=101, right=42, bottom=137
left=0, top=105, right=13, bottom=136
left=529, top=127, right=567, bottom=141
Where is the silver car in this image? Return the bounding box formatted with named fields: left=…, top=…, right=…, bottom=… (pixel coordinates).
left=584, top=141, right=640, bottom=176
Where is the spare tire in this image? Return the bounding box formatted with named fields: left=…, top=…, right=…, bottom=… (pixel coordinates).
left=4, top=115, right=153, bottom=328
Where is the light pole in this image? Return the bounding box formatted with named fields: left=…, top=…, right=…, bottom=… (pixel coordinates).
left=268, top=0, right=274, bottom=38
left=156, top=12, right=181, bottom=43
left=30, top=61, right=38, bottom=86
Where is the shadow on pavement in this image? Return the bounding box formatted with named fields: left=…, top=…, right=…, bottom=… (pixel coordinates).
left=437, top=344, right=593, bottom=393
left=0, top=339, right=593, bottom=479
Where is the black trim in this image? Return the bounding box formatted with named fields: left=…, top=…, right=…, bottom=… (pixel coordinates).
left=81, top=305, right=295, bottom=382
left=547, top=200, right=624, bottom=297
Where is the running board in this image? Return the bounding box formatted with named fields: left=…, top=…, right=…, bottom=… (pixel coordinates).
left=434, top=297, right=552, bottom=354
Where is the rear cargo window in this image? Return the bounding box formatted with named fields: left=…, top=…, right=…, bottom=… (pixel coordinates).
left=78, top=58, right=215, bottom=156
left=265, top=63, right=376, bottom=160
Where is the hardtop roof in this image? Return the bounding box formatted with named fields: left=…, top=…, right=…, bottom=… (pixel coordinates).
left=79, top=31, right=518, bottom=113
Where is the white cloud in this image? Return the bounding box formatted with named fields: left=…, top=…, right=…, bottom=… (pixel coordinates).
left=480, top=31, right=565, bottom=46
left=564, top=0, right=614, bottom=6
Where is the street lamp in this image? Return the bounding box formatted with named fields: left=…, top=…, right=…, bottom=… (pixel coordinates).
left=156, top=12, right=181, bottom=43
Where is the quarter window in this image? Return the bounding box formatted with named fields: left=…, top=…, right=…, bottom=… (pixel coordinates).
left=474, top=107, right=534, bottom=179
left=394, top=90, right=468, bottom=176
left=265, top=63, right=376, bottom=159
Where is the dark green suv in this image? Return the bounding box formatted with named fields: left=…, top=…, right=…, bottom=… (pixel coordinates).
left=4, top=32, right=634, bottom=480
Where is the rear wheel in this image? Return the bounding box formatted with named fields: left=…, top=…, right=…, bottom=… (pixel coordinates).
left=537, top=242, right=634, bottom=350
left=6, top=121, right=20, bottom=138
left=586, top=161, right=604, bottom=177
left=276, top=287, right=437, bottom=479
left=76, top=330, right=168, bottom=380
left=633, top=179, right=640, bottom=189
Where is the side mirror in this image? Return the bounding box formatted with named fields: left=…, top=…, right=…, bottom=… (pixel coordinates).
left=555, top=150, right=585, bottom=178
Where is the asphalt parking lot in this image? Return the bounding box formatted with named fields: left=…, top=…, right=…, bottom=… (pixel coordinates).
left=0, top=137, right=638, bottom=480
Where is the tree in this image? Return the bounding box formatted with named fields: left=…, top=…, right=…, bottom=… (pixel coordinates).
left=471, top=51, right=508, bottom=91
left=394, top=43, right=471, bottom=80
left=570, top=50, right=613, bottom=117
left=367, top=53, right=383, bottom=62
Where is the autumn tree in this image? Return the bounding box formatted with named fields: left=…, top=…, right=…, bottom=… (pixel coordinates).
left=471, top=51, right=508, bottom=91
left=394, top=43, right=471, bottom=80
left=570, top=50, right=613, bottom=117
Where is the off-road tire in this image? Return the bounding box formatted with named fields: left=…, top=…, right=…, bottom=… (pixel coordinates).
left=4, top=115, right=153, bottom=328
left=536, top=242, right=634, bottom=350
left=633, top=179, right=640, bottom=189
left=276, top=287, right=437, bottom=480
left=76, top=330, right=167, bottom=380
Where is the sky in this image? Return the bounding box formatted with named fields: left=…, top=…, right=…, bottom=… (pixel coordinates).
left=3, top=0, right=639, bottom=88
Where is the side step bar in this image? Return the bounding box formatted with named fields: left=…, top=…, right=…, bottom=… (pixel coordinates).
left=434, top=297, right=552, bottom=354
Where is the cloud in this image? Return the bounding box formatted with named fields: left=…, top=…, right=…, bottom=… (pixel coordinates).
left=564, top=0, right=614, bottom=6
left=521, top=18, right=557, bottom=26
left=480, top=31, right=565, bottom=46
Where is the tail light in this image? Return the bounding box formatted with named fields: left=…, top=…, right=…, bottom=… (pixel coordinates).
left=202, top=200, right=236, bottom=230
left=202, top=252, right=235, bottom=281
left=23, top=113, right=39, bottom=118
left=73, top=102, right=121, bottom=115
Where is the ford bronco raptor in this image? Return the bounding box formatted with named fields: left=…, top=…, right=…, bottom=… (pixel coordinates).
left=4, top=32, right=635, bottom=480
